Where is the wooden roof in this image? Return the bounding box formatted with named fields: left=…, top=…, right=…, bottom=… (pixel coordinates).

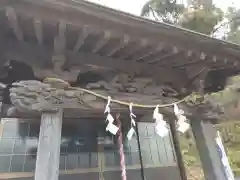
left=0, top=0, right=230, bottom=120
left=0, top=0, right=239, bottom=71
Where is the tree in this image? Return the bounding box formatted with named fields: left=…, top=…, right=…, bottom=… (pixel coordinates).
left=225, top=7, right=240, bottom=44
left=141, top=0, right=185, bottom=24
left=141, top=0, right=223, bottom=35
left=181, top=5, right=223, bottom=35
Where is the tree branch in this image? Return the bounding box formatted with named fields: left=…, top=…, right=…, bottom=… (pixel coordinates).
left=211, top=17, right=240, bottom=35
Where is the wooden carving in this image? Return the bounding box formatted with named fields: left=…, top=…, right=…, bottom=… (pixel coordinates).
left=9, top=78, right=178, bottom=113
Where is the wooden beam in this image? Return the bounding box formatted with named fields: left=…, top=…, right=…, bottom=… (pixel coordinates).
left=107, top=34, right=130, bottom=57
left=148, top=47, right=179, bottom=64
left=92, top=31, right=111, bottom=53
left=200, top=52, right=207, bottom=60
left=169, top=119, right=187, bottom=180
left=0, top=0, right=14, bottom=8
left=190, top=120, right=228, bottom=180
left=54, top=20, right=66, bottom=54
left=73, top=25, right=89, bottom=52
left=120, top=38, right=148, bottom=60
left=0, top=164, right=178, bottom=179
left=33, top=18, right=43, bottom=45
left=52, top=21, right=67, bottom=74
left=34, top=109, right=63, bottom=180
left=9, top=0, right=240, bottom=62
left=5, top=7, right=23, bottom=41
left=3, top=40, right=188, bottom=80
left=4, top=107, right=148, bottom=120
left=133, top=43, right=164, bottom=61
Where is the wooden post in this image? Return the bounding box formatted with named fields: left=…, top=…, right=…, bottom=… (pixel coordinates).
left=190, top=120, right=228, bottom=180
left=169, top=119, right=187, bottom=180
left=34, top=109, right=63, bottom=180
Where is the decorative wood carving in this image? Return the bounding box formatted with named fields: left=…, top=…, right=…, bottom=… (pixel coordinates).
left=9, top=79, right=180, bottom=112
left=7, top=78, right=224, bottom=121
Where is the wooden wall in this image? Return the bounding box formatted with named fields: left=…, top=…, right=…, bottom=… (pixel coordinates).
left=0, top=118, right=182, bottom=180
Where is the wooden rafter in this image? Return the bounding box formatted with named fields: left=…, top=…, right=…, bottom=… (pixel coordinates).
left=5, top=7, right=23, bottom=41
left=6, top=0, right=240, bottom=61
left=200, top=52, right=207, bottom=60
left=107, top=34, right=130, bottom=57
left=120, top=38, right=148, bottom=60
left=33, top=18, right=43, bottom=45
left=92, top=31, right=111, bottom=53
left=73, top=25, right=89, bottom=52
left=54, top=20, right=66, bottom=54
left=133, top=43, right=164, bottom=61
left=3, top=40, right=188, bottom=82
left=52, top=20, right=67, bottom=75
left=148, top=47, right=180, bottom=64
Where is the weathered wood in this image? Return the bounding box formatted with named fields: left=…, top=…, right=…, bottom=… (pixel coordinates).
left=200, top=52, right=207, bottom=60
left=0, top=164, right=175, bottom=179
left=34, top=109, right=63, bottom=180
left=3, top=40, right=189, bottom=84
left=148, top=47, right=180, bottom=64
left=52, top=21, right=67, bottom=75
left=169, top=119, right=187, bottom=180
left=120, top=38, right=148, bottom=60
left=5, top=7, right=23, bottom=41
left=133, top=43, right=164, bottom=61
left=190, top=120, right=228, bottom=180
left=3, top=0, right=239, bottom=70
left=9, top=80, right=186, bottom=113
left=33, top=18, right=43, bottom=45
left=9, top=0, right=240, bottom=62
left=73, top=25, right=89, bottom=52
left=55, top=20, right=66, bottom=53
left=107, top=34, right=130, bottom=57
left=92, top=31, right=111, bottom=53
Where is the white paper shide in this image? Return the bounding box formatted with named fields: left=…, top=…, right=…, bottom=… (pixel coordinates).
left=153, top=105, right=169, bottom=137
left=104, top=96, right=119, bottom=135
left=174, top=104, right=190, bottom=133
left=127, top=103, right=136, bottom=140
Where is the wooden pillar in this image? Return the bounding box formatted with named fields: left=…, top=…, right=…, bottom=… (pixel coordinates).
left=169, top=119, right=187, bottom=180
left=34, top=109, right=63, bottom=180
left=190, top=120, right=227, bottom=180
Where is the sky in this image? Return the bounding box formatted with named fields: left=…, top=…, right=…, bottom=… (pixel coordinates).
left=87, top=0, right=240, bottom=15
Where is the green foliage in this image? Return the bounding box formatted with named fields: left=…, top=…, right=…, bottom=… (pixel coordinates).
left=180, top=122, right=240, bottom=177
left=141, top=0, right=185, bottom=24
left=141, top=0, right=223, bottom=35
left=181, top=6, right=223, bottom=34
left=224, top=7, right=240, bottom=44
left=228, top=30, right=240, bottom=44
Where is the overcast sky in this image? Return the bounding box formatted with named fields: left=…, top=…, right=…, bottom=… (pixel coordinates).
left=87, top=0, right=240, bottom=15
